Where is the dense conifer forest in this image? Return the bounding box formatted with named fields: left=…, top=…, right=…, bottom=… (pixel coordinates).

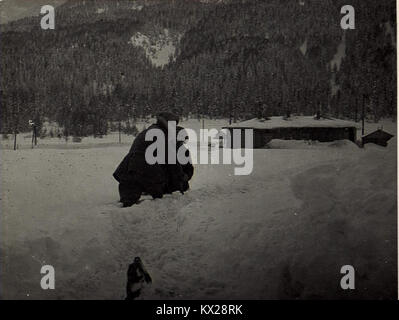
left=0, top=0, right=396, bottom=137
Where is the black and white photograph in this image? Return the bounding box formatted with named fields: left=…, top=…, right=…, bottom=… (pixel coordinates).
left=0, top=0, right=397, bottom=303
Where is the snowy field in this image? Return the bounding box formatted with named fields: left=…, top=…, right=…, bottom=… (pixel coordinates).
left=0, top=119, right=397, bottom=299
left=0, top=118, right=228, bottom=150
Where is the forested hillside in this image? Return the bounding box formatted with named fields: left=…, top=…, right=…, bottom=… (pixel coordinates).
left=0, top=0, right=396, bottom=137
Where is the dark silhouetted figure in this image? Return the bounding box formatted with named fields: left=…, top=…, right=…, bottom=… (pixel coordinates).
left=125, top=257, right=152, bottom=300
left=113, top=112, right=194, bottom=207
left=113, top=112, right=179, bottom=207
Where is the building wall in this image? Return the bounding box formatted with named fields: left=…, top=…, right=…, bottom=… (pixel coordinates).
left=224, top=127, right=357, bottom=149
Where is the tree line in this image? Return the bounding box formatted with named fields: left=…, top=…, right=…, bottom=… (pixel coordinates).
left=0, top=0, right=396, bottom=139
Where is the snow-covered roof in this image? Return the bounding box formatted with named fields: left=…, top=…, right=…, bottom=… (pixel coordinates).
left=362, top=129, right=394, bottom=139
left=225, top=116, right=359, bottom=129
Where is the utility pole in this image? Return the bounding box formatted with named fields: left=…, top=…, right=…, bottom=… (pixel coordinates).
left=30, top=119, right=37, bottom=148
left=34, top=125, right=37, bottom=146
left=13, top=130, right=17, bottom=150
left=118, top=120, right=121, bottom=144
left=13, top=103, right=19, bottom=151
left=229, top=103, right=232, bottom=125
left=31, top=123, right=35, bottom=149
left=118, top=104, right=122, bottom=144
left=362, top=94, right=365, bottom=136
left=202, top=118, right=205, bottom=143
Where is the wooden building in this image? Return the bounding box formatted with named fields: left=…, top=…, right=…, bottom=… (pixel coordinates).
left=222, top=116, right=358, bottom=148
left=362, top=129, right=394, bottom=147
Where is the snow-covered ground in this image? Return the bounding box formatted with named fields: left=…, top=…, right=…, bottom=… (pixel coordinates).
left=0, top=119, right=396, bottom=299
left=0, top=118, right=227, bottom=150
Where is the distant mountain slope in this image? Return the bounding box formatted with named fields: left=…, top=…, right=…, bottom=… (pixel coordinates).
left=0, top=0, right=395, bottom=136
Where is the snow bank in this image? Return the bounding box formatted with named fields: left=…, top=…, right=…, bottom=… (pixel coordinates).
left=0, top=119, right=396, bottom=299
left=266, top=139, right=359, bottom=150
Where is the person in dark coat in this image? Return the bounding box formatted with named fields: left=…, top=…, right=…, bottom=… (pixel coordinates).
left=113, top=112, right=179, bottom=207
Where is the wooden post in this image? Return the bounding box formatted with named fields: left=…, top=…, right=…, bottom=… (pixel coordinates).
left=362, top=94, right=365, bottom=136
left=31, top=124, right=37, bottom=148
left=14, top=104, right=19, bottom=150
left=31, top=127, right=34, bottom=149
left=354, top=96, right=358, bottom=122
left=202, top=118, right=205, bottom=142
left=118, top=121, right=121, bottom=144
left=13, top=130, right=17, bottom=151
left=229, top=103, right=232, bottom=125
